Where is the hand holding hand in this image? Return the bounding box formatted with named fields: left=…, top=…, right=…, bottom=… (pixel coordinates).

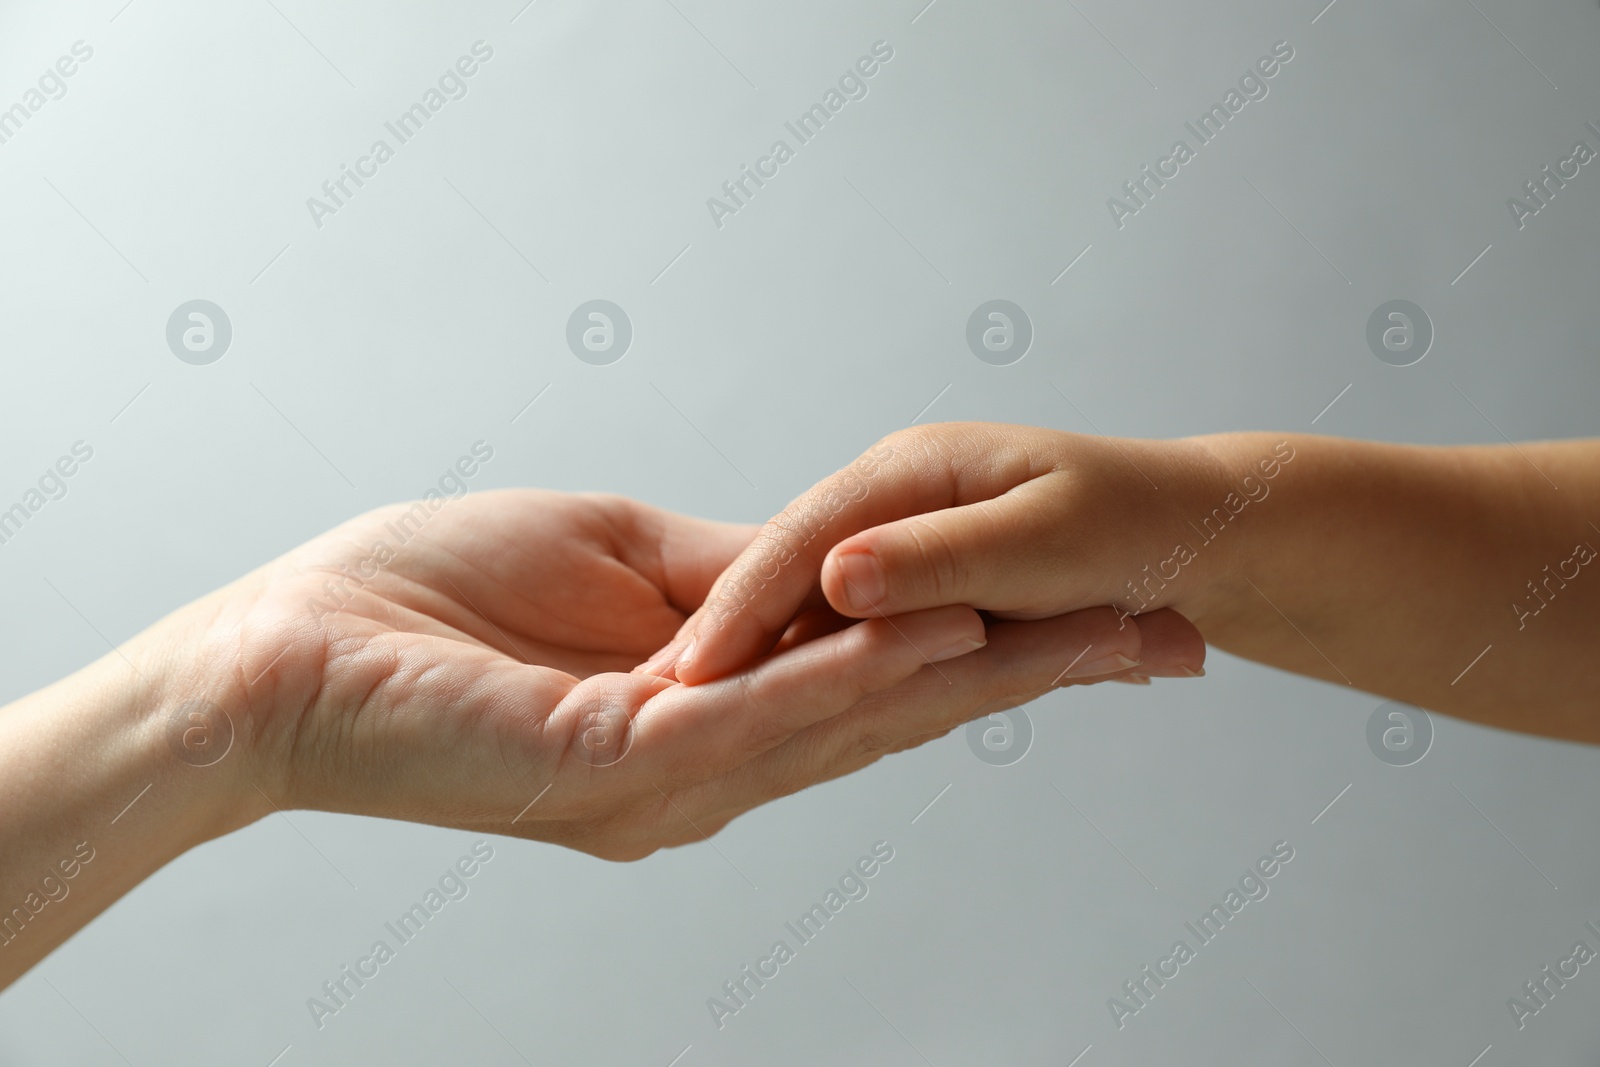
left=0, top=482, right=1205, bottom=987
left=167, top=488, right=1198, bottom=859
left=646, top=424, right=1220, bottom=686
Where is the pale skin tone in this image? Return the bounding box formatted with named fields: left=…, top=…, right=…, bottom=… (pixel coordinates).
left=16, top=426, right=1590, bottom=989
left=655, top=424, right=1600, bottom=740
left=0, top=488, right=1201, bottom=989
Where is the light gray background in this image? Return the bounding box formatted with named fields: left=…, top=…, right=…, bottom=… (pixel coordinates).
left=1, top=0, right=1597, bottom=1063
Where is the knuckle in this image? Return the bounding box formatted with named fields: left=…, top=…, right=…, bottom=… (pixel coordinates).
left=886, top=423, right=950, bottom=467
left=842, top=716, right=903, bottom=764
left=717, top=518, right=806, bottom=610
left=728, top=670, right=784, bottom=755
left=772, top=477, right=857, bottom=556
left=898, top=517, right=962, bottom=600
left=832, top=622, right=895, bottom=700
left=551, top=677, right=642, bottom=774
left=882, top=424, right=930, bottom=453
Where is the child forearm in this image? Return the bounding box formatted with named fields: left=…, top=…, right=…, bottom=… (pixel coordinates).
left=1187, top=434, right=1600, bottom=737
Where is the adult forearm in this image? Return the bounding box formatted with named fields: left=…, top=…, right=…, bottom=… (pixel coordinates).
left=0, top=628, right=244, bottom=988
left=1189, top=433, right=1600, bottom=738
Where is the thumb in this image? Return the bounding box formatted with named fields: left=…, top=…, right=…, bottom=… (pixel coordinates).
left=821, top=474, right=1076, bottom=618
left=671, top=422, right=1066, bottom=685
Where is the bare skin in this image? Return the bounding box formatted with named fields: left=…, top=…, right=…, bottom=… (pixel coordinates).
left=656, top=424, right=1600, bottom=741
left=0, top=488, right=1203, bottom=989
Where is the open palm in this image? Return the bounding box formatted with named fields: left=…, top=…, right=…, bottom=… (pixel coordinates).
left=185, top=489, right=1199, bottom=860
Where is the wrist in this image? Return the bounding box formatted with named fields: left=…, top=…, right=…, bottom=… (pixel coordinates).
left=112, top=589, right=277, bottom=847
left=1013, top=430, right=1244, bottom=627
left=0, top=612, right=261, bottom=984
left=1161, top=432, right=1308, bottom=635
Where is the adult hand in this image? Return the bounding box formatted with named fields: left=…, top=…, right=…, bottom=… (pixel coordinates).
left=186, top=489, right=995, bottom=857
left=224, top=488, right=1207, bottom=849
left=0, top=485, right=1203, bottom=987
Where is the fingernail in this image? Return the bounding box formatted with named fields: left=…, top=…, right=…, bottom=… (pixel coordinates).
left=634, top=642, right=679, bottom=676
left=1142, top=666, right=1206, bottom=678
left=836, top=551, right=886, bottom=613
left=1110, top=673, right=1151, bottom=686
left=674, top=637, right=697, bottom=675
left=1062, top=652, right=1142, bottom=679
left=929, top=635, right=986, bottom=663
left=638, top=658, right=679, bottom=680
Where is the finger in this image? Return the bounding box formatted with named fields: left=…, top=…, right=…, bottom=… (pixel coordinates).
left=616, top=500, right=762, bottom=616
left=634, top=606, right=704, bottom=677
left=617, top=506, right=757, bottom=677
left=772, top=605, right=854, bottom=654
left=644, top=609, right=1206, bottom=847
left=819, top=474, right=1075, bottom=618
left=675, top=424, right=1054, bottom=684
left=636, top=576, right=832, bottom=679
left=1121, top=607, right=1207, bottom=677
left=641, top=602, right=846, bottom=680
left=671, top=606, right=1201, bottom=818
left=633, top=605, right=987, bottom=788
left=634, top=598, right=722, bottom=678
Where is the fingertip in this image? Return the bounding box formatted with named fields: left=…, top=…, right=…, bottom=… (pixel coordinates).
left=1125, top=608, right=1207, bottom=675
left=634, top=638, right=686, bottom=679
left=886, top=603, right=987, bottom=666
left=672, top=622, right=776, bottom=686
left=830, top=548, right=886, bottom=616
left=671, top=637, right=698, bottom=678
left=1049, top=606, right=1146, bottom=681
left=671, top=631, right=738, bottom=687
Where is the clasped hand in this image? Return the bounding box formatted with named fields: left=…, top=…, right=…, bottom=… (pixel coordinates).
left=170, top=479, right=1199, bottom=861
